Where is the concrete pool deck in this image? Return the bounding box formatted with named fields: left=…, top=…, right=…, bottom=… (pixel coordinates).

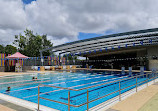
left=0, top=70, right=61, bottom=77
left=0, top=99, right=32, bottom=111
left=106, top=83, right=158, bottom=111
left=138, top=88, right=158, bottom=111
left=0, top=68, right=152, bottom=77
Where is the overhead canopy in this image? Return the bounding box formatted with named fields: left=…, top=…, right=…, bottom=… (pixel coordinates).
left=6, top=52, right=29, bottom=59
left=41, top=28, right=158, bottom=56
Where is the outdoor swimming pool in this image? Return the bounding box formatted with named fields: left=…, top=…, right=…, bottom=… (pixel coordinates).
left=0, top=70, right=155, bottom=111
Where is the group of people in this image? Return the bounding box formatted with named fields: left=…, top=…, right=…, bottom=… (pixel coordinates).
left=6, top=77, right=38, bottom=92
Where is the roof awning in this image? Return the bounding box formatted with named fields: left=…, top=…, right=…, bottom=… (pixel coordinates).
left=6, top=52, right=29, bottom=59
left=40, top=28, right=158, bottom=56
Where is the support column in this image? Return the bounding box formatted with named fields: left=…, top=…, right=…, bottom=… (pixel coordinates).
left=40, top=52, right=43, bottom=66
left=50, top=51, right=53, bottom=66
left=59, top=53, right=61, bottom=66
left=51, top=54, right=53, bottom=66
left=66, top=54, right=68, bottom=65
left=73, top=56, right=75, bottom=65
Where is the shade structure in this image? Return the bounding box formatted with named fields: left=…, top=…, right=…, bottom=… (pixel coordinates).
left=40, top=28, right=158, bottom=56
left=6, top=52, right=29, bottom=59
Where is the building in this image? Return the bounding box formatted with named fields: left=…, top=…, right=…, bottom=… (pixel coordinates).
left=41, top=28, right=158, bottom=70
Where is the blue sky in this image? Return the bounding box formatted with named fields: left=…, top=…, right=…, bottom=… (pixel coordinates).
left=22, top=0, right=36, bottom=4
left=78, top=30, right=116, bottom=40
left=78, top=32, right=104, bottom=40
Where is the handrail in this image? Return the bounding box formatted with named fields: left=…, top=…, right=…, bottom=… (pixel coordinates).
left=37, top=72, right=158, bottom=111
left=39, top=76, right=123, bottom=91
left=11, top=75, right=125, bottom=99
left=39, top=73, right=148, bottom=91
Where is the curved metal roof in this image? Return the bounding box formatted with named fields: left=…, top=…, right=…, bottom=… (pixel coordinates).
left=41, top=28, right=158, bottom=55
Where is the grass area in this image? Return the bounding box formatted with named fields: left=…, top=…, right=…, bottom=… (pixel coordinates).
left=138, top=92, right=158, bottom=111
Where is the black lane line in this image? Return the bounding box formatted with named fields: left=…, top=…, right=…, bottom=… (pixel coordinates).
left=60, top=77, right=133, bottom=101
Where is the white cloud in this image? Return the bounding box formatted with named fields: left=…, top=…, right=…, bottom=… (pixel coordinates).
left=0, top=29, right=22, bottom=45
left=0, top=0, right=27, bottom=30
left=25, top=0, right=78, bottom=40
left=0, top=0, right=26, bottom=46
left=1, top=0, right=158, bottom=46
left=47, top=35, right=71, bottom=46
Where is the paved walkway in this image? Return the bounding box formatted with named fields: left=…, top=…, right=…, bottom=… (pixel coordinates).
left=138, top=88, right=158, bottom=111
left=0, top=104, right=15, bottom=111
left=0, top=99, right=32, bottom=111
left=106, top=83, right=158, bottom=111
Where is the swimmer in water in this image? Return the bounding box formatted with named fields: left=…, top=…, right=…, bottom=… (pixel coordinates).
left=32, top=77, right=35, bottom=81
left=6, top=87, right=11, bottom=92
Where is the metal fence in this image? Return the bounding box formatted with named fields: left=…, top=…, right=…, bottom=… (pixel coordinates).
left=37, top=72, right=158, bottom=111
left=22, top=59, right=83, bottom=66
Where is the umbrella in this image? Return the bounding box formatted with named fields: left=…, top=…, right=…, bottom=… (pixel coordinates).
left=6, top=52, right=29, bottom=59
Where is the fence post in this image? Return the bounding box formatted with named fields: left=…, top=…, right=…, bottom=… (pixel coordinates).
left=38, top=85, right=40, bottom=111
left=35, top=57, right=36, bottom=66
left=87, top=90, right=89, bottom=111
left=68, top=91, right=70, bottom=111
left=119, top=81, right=121, bottom=101
left=146, top=73, right=148, bottom=87
left=155, top=73, right=156, bottom=83
left=27, top=59, right=29, bottom=66
left=136, top=76, right=138, bottom=92
left=154, top=72, right=156, bottom=84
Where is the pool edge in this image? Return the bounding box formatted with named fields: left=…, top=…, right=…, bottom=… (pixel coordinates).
left=0, top=93, right=59, bottom=111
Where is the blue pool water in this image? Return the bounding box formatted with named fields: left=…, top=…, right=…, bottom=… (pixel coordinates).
left=0, top=70, right=150, bottom=111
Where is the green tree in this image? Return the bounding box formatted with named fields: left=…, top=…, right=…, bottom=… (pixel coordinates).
left=0, top=45, right=4, bottom=53
left=5, top=45, right=17, bottom=55
left=13, top=29, right=53, bottom=57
